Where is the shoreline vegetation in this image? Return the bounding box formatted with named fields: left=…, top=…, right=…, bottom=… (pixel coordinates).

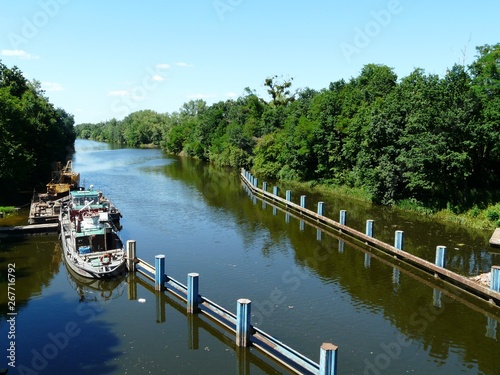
left=74, top=43, right=500, bottom=231
left=271, top=179, right=499, bottom=231
left=0, top=61, right=77, bottom=201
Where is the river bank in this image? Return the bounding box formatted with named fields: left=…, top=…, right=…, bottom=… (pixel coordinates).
left=268, top=178, right=500, bottom=231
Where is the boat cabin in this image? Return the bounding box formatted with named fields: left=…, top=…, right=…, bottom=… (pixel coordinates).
left=69, top=189, right=109, bottom=219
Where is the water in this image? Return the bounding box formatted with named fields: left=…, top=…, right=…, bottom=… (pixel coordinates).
left=1, top=139, right=499, bottom=374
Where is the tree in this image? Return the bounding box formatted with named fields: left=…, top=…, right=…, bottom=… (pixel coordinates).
left=469, top=44, right=500, bottom=189
left=264, top=75, right=296, bottom=107
left=0, top=61, right=76, bottom=199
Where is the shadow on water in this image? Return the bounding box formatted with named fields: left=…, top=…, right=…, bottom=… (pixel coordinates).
left=0, top=234, right=122, bottom=375
left=0, top=235, right=61, bottom=317
left=12, top=292, right=122, bottom=375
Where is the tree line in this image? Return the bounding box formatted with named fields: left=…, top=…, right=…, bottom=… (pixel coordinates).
left=75, top=44, right=500, bottom=213
left=0, top=61, right=76, bottom=200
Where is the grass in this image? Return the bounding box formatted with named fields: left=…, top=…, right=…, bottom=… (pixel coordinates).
left=265, top=178, right=500, bottom=230
left=0, top=206, right=16, bottom=214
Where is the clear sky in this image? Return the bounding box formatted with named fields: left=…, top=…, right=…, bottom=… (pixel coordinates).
left=1, top=0, right=499, bottom=124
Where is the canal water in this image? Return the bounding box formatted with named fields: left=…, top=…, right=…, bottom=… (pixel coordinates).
left=1, top=139, right=500, bottom=374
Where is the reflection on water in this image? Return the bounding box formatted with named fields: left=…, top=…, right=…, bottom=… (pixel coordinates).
left=1, top=139, right=499, bottom=374
left=65, top=265, right=127, bottom=303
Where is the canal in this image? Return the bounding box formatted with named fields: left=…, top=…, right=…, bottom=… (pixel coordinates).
left=1, top=139, right=499, bottom=374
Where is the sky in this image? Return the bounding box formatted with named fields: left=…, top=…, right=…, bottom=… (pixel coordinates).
left=0, top=0, right=499, bottom=124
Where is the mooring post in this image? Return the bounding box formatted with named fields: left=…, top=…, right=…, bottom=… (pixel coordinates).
left=155, top=255, right=165, bottom=291
left=236, top=298, right=252, bottom=347
left=286, top=190, right=292, bottom=202
left=126, top=240, right=136, bottom=272
left=394, top=230, right=404, bottom=250
left=317, top=202, right=324, bottom=216
left=491, top=266, right=500, bottom=292
left=187, top=273, right=200, bottom=314
left=339, top=210, right=347, bottom=226
left=300, top=195, right=306, bottom=209
left=273, top=186, right=279, bottom=196
left=435, top=246, right=447, bottom=268
left=262, top=182, right=267, bottom=192
left=365, top=220, right=374, bottom=238
left=319, top=343, right=338, bottom=375
left=253, top=178, right=258, bottom=188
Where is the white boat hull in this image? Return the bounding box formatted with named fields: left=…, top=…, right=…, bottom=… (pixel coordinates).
left=60, top=210, right=126, bottom=279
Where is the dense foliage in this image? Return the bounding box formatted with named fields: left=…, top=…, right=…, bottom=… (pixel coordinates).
left=0, top=61, right=76, bottom=200
left=75, top=44, right=500, bottom=212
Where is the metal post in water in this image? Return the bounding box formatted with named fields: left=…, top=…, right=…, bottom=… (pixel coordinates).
left=126, top=240, right=136, bottom=272
left=187, top=273, right=199, bottom=314
left=263, top=182, right=267, bottom=192
left=254, top=178, right=258, bottom=188
left=339, top=210, right=346, bottom=226
left=319, top=343, right=338, bottom=375
left=286, top=190, right=292, bottom=202
left=273, top=186, right=279, bottom=197
left=155, top=255, right=165, bottom=291
left=300, top=195, right=306, bottom=208
left=317, top=202, right=324, bottom=216
left=435, top=246, right=447, bottom=268
left=394, top=231, right=404, bottom=250
left=365, top=220, right=374, bottom=238
left=236, top=298, right=252, bottom=347
left=491, top=266, right=500, bottom=292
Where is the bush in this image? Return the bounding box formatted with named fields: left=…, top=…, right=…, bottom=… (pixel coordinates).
left=486, top=207, right=500, bottom=222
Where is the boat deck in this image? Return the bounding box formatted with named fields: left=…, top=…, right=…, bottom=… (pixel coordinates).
left=28, top=195, right=69, bottom=224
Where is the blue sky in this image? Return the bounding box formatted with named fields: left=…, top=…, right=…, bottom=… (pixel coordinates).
left=1, top=0, right=499, bottom=124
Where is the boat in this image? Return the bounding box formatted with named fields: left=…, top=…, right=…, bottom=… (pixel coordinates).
left=70, top=185, right=122, bottom=223
left=46, top=160, right=80, bottom=197
left=28, top=160, right=80, bottom=224
left=59, top=187, right=126, bottom=279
